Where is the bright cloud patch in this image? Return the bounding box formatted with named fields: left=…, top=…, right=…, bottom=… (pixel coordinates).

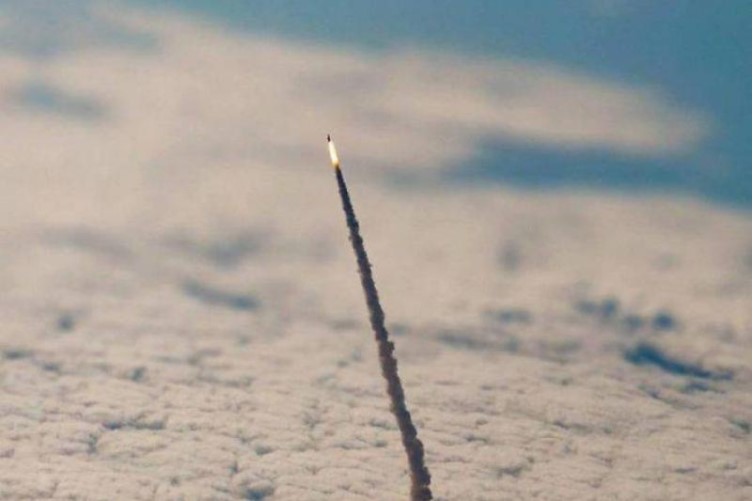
left=0, top=3, right=706, bottom=179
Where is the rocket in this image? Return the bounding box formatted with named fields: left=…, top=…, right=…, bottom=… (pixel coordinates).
left=327, top=135, right=433, bottom=501
left=327, top=134, right=340, bottom=170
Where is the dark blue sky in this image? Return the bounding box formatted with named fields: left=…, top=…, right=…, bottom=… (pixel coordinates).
left=133, top=0, right=750, bottom=206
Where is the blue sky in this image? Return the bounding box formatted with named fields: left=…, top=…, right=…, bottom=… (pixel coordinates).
left=125, top=0, right=749, bottom=206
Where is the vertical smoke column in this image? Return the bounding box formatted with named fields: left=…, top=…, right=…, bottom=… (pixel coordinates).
left=327, top=135, right=432, bottom=501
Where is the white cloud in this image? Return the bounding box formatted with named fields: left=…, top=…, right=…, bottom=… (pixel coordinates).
left=0, top=2, right=707, bottom=185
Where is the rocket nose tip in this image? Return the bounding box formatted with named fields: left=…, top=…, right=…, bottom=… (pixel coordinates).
left=327, top=134, right=331, bottom=142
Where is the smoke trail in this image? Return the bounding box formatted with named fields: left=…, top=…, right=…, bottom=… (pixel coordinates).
left=329, top=137, right=432, bottom=501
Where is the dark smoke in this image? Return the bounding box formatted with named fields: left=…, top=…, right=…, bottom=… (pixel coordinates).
left=333, top=165, right=433, bottom=501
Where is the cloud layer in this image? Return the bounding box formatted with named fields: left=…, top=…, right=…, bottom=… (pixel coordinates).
left=0, top=4, right=747, bottom=500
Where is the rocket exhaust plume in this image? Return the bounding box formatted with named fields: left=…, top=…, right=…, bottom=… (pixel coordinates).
left=327, top=135, right=433, bottom=501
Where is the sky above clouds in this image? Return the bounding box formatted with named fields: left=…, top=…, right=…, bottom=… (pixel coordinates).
left=124, top=0, right=751, bottom=205
left=0, top=0, right=748, bottom=206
